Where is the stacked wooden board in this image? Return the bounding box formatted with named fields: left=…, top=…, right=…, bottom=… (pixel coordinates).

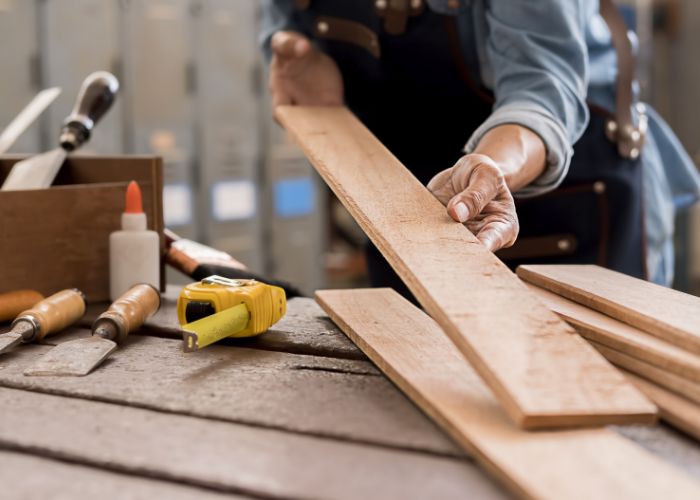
left=519, top=264, right=700, bottom=442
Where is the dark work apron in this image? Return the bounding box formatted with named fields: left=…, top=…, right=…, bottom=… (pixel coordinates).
left=291, top=1, right=645, bottom=301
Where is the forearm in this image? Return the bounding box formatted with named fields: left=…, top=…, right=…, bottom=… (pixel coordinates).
left=472, top=124, right=547, bottom=192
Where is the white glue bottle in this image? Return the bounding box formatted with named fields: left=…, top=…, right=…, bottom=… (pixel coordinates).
left=109, top=180, right=160, bottom=301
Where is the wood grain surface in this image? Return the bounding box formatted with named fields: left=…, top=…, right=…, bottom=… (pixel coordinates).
left=0, top=388, right=504, bottom=500
left=528, top=283, right=700, bottom=382
left=624, top=371, right=700, bottom=443
left=0, top=451, right=244, bottom=500
left=591, top=341, right=700, bottom=405
left=518, top=264, right=700, bottom=353
left=277, top=105, right=654, bottom=429
left=316, top=288, right=700, bottom=499
left=0, top=328, right=460, bottom=456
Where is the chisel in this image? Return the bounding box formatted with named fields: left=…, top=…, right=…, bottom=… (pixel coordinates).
left=1, top=71, right=119, bottom=191
left=0, top=289, right=44, bottom=323
left=24, top=284, right=161, bottom=377
left=0, top=289, right=86, bottom=355
left=0, top=87, right=61, bottom=154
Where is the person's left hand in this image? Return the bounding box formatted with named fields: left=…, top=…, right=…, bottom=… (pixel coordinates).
left=427, top=153, right=519, bottom=252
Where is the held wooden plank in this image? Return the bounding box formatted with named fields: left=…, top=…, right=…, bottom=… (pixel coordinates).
left=277, top=105, right=655, bottom=429
left=623, top=371, right=700, bottom=443
left=590, top=341, right=700, bottom=405
left=316, top=288, right=699, bottom=500
left=527, top=283, right=700, bottom=383
left=0, top=388, right=506, bottom=500
left=517, top=264, right=700, bottom=353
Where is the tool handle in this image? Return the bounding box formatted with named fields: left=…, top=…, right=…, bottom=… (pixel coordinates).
left=19, top=289, right=86, bottom=340
left=0, top=290, right=44, bottom=323
left=60, top=71, right=119, bottom=151
left=95, top=284, right=160, bottom=343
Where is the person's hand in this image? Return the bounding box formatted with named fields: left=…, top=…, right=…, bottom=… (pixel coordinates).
left=427, top=154, right=519, bottom=252
left=269, top=31, right=343, bottom=107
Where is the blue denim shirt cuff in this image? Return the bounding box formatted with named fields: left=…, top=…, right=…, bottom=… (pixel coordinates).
left=464, top=102, right=573, bottom=198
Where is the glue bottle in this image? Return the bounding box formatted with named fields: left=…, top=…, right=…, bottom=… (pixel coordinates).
left=109, top=181, right=160, bottom=301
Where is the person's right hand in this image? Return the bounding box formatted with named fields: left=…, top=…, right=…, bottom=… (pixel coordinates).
left=269, top=31, right=343, bottom=107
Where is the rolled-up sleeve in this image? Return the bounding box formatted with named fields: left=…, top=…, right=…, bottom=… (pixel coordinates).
left=465, top=1, right=590, bottom=197
left=259, top=0, right=301, bottom=61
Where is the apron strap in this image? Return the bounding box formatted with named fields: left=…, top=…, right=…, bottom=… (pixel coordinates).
left=599, top=0, right=647, bottom=160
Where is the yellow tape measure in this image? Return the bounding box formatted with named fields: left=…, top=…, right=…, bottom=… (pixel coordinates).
left=177, top=276, right=286, bottom=352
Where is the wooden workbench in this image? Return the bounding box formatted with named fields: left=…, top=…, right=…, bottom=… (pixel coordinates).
left=1, top=289, right=700, bottom=499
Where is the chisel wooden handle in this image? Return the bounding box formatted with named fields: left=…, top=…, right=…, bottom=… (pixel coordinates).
left=93, top=284, right=160, bottom=344
left=14, top=289, right=86, bottom=341
left=60, top=71, right=119, bottom=151
left=0, top=290, right=44, bottom=323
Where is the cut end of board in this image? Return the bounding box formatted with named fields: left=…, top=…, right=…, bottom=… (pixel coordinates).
left=517, top=410, right=658, bottom=431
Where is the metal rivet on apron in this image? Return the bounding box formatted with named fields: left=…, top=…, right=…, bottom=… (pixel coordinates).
left=629, top=147, right=640, bottom=160
left=317, top=21, right=329, bottom=33
left=376, top=0, right=387, bottom=9
left=593, top=181, right=606, bottom=194
left=557, top=239, right=571, bottom=252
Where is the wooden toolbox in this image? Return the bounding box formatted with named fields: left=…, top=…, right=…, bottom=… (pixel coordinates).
left=0, top=156, right=164, bottom=302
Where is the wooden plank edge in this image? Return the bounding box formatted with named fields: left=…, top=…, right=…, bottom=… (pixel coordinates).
left=516, top=265, right=700, bottom=355
left=623, top=371, right=700, bottom=443
left=526, top=282, right=700, bottom=383
left=589, top=341, right=700, bottom=406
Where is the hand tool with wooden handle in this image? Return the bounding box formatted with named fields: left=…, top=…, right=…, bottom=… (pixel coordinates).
left=164, top=229, right=303, bottom=299
left=178, top=276, right=286, bottom=352
left=1, top=72, right=119, bottom=191
left=0, top=87, right=61, bottom=154
left=24, top=284, right=161, bottom=377
left=0, top=290, right=44, bottom=323
left=0, top=289, right=86, bottom=354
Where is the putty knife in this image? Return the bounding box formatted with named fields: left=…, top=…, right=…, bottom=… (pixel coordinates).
left=0, top=87, right=61, bottom=154
left=1, top=71, right=119, bottom=191
left=25, top=284, right=160, bottom=377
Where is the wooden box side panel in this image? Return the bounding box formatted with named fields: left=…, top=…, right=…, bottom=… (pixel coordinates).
left=0, top=156, right=164, bottom=301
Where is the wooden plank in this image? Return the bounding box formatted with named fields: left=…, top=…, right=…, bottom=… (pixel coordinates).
left=315, top=288, right=700, bottom=499
left=623, top=371, right=700, bottom=442
left=0, top=329, right=460, bottom=456
left=0, top=451, right=244, bottom=500
left=527, top=283, right=700, bottom=383
left=0, top=388, right=506, bottom=500
left=517, top=264, right=700, bottom=353
left=277, top=105, right=655, bottom=429
left=590, top=341, right=700, bottom=405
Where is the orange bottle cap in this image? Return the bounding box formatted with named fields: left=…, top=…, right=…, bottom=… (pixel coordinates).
left=125, top=180, right=144, bottom=214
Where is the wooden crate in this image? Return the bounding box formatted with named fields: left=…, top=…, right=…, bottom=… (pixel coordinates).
left=0, top=155, right=164, bottom=301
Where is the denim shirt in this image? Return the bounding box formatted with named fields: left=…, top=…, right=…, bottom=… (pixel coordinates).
left=260, top=0, right=700, bottom=284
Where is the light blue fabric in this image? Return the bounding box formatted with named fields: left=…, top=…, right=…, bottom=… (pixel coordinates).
left=260, top=0, right=700, bottom=283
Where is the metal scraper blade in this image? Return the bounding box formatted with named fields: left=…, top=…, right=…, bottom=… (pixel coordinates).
left=1, top=148, right=67, bottom=191
left=0, top=332, right=23, bottom=355
left=24, top=336, right=117, bottom=376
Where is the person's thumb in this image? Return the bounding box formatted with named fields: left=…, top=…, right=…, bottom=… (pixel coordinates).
left=271, top=31, right=312, bottom=61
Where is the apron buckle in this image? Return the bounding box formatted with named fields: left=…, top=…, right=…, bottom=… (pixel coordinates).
left=605, top=102, right=648, bottom=160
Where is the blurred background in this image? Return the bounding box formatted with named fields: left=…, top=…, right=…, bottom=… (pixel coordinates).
left=0, top=0, right=698, bottom=296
